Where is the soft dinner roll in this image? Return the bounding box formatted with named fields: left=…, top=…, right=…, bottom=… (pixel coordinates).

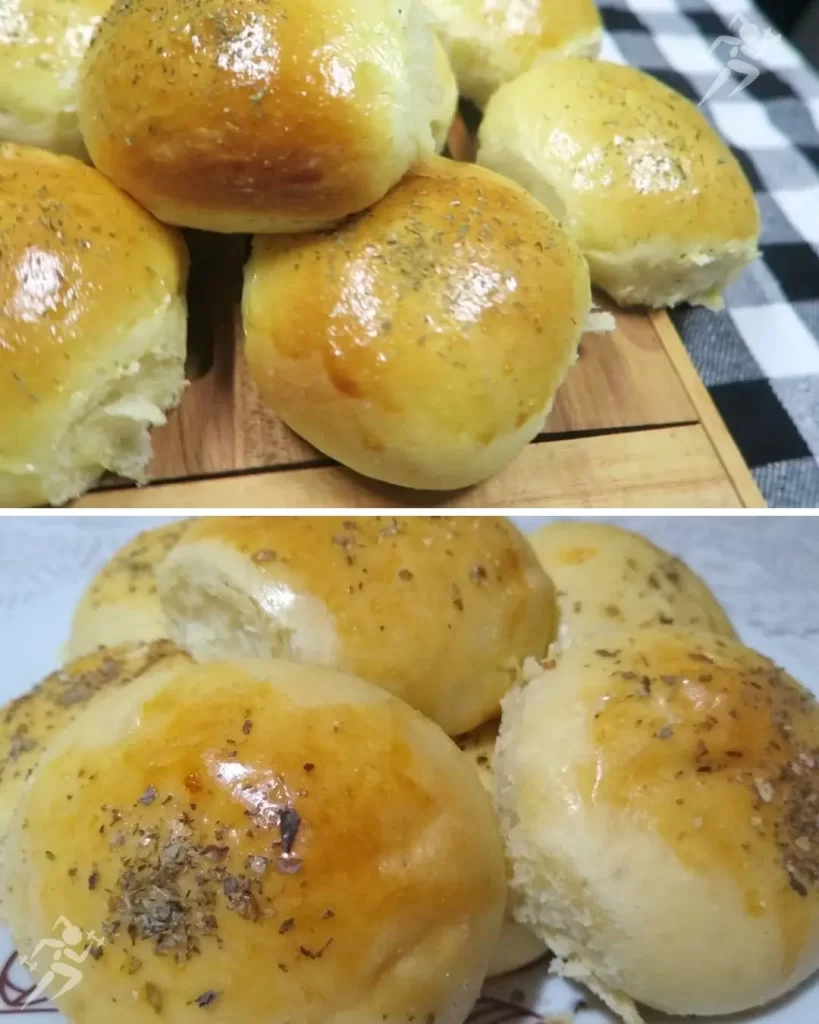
left=427, top=0, right=602, bottom=108
left=458, top=720, right=548, bottom=976
left=432, top=37, right=459, bottom=152
left=66, top=521, right=190, bottom=660
left=79, top=0, right=439, bottom=234
left=0, top=0, right=112, bottom=156
left=478, top=59, right=761, bottom=308
left=0, top=641, right=191, bottom=838
left=496, top=629, right=819, bottom=1021
left=0, top=145, right=188, bottom=507
left=243, top=158, right=591, bottom=490
left=156, top=515, right=557, bottom=736
left=1, top=657, right=506, bottom=1023
left=528, top=521, right=737, bottom=646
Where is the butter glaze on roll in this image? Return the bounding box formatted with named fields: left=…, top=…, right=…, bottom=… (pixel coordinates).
left=527, top=521, right=737, bottom=646
left=0, top=0, right=111, bottom=156
left=0, top=144, right=188, bottom=507
left=496, top=629, right=819, bottom=1021
left=0, top=640, right=191, bottom=837
left=427, top=0, right=602, bottom=107
left=79, top=0, right=439, bottom=233
left=0, top=657, right=506, bottom=1023
left=478, top=59, right=761, bottom=308
left=243, top=157, right=590, bottom=490
left=157, top=515, right=557, bottom=736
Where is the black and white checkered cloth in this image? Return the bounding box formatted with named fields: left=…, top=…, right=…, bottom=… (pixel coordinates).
left=599, top=0, right=819, bottom=507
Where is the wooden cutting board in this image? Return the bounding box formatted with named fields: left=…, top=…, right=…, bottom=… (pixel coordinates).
left=75, top=118, right=765, bottom=510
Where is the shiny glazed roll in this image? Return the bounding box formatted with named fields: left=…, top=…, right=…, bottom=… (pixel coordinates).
left=156, top=515, right=557, bottom=736
left=478, top=59, right=761, bottom=308
left=243, top=157, right=591, bottom=490
left=0, top=657, right=507, bottom=1023
left=0, top=144, right=188, bottom=507
left=0, top=641, right=191, bottom=837
left=527, top=521, right=737, bottom=645
left=0, top=0, right=112, bottom=156
left=66, top=521, right=190, bottom=660
left=427, top=0, right=602, bottom=107
left=496, top=629, right=819, bottom=1021
left=78, top=0, right=440, bottom=233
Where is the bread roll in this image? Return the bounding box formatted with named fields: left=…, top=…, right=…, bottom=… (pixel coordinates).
left=427, top=0, right=602, bottom=107
left=528, top=521, right=737, bottom=645
left=1, top=657, right=506, bottom=1023
left=0, top=144, right=188, bottom=507
left=478, top=59, right=761, bottom=308
left=156, top=515, right=557, bottom=736
left=66, top=522, right=190, bottom=660
left=458, top=720, right=548, bottom=976
left=496, top=629, right=819, bottom=1020
left=243, top=157, right=591, bottom=490
left=79, top=0, right=439, bottom=234
left=0, top=641, right=190, bottom=838
left=432, top=37, right=459, bottom=152
left=0, top=0, right=111, bottom=156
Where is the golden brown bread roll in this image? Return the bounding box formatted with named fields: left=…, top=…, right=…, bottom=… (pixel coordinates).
left=0, top=144, right=188, bottom=507
left=0, top=641, right=191, bottom=837
left=156, top=515, right=557, bottom=736
left=528, top=521, right=737, bottom=644
left=496, top=629, right=819, bottom=1020
left=427, top=0, right=602, bottom=107
left=478, top=59, right=760, bottom=308
left=1, top=657, right=506, bottom=1022
left=243, top=157, right=591, bottom=490
left=457, top=720, right=548, bottom=976
left=79, top=0, right=440, bottom=233
left=0, top=0, right=112, bottom=156
left=461, top=520, right=735, bottom=976
left=66, top=521, right=190, bottom=660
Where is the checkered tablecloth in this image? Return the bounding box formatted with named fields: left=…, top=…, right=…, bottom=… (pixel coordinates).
left=599, top=0, right=819, bottom=507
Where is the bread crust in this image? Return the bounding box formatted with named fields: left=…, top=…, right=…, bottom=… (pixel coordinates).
left=79, top=0, right=437, bottom=232
left=243, top=158, right=590, bottom=489
left=479, top=59, right=761, bottom=307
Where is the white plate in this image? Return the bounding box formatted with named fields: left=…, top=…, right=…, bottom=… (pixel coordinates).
left=0, top=515, right=817, bottom=1023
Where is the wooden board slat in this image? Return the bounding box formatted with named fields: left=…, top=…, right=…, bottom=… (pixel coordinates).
left=650, top=312, right=766, bottom=509
left=547, top=296, right=694, bottom=434
left=76, top=425, right=743, bottom=508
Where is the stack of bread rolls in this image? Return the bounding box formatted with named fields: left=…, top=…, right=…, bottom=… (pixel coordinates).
left=1, top=515, right=546, bottom=1021
left=3, top=515, right=817, bottom=1024
left=0, top=0, right=760, bottom=504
